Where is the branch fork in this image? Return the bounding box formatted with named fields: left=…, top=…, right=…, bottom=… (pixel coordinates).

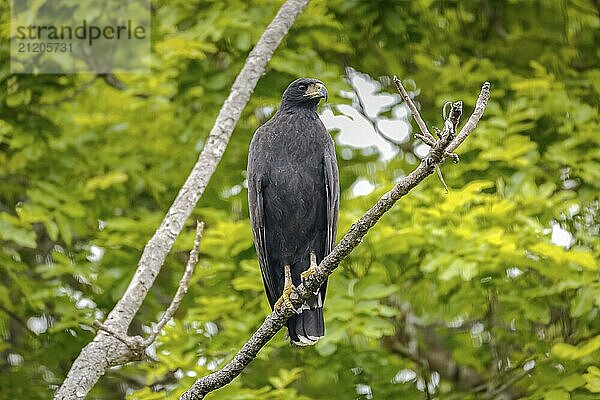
left=394, top=77, right=464, bottom=166
left=94, top=222, right=204, bottom=363
left=394, top=77, right=491, bottom=192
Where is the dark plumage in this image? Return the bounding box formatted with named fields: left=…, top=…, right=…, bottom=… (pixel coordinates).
left=247, top=78, right=339, bottom=346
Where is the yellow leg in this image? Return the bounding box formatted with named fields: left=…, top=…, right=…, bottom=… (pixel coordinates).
left=300, top=252, right=319, bottom=282
left=275, top=265, right=295, bottom=310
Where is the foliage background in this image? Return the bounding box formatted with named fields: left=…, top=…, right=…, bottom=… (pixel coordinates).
left=0, top=0, right=598, bottom=399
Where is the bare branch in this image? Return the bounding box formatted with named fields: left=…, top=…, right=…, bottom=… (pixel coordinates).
left=435, top=166, right=449, bottom=193
left=143, top=221, right=204, bottom=347
left=88, top=220, right=204, bottom=366
left=384, top=308, right=514, bottom=399
left=91, top=221, right=204, bottom=360
left=389, top=342, right=429, bottom=369
left=393, top=76, right=435, bottom=143
left=447, top=82, right=491, bottom=153
left=92, top=321, right=146, bottom=361
left=54, top=1, right=310, bottom=398
left=415, top=132, right=459, bottom=162
left=180, top=81, right=490, bottom=400
left=392, top=77, right=459, bottom=191
left=98, top=73, right=152, bottom=99
left=99, top=73, right=126, bottom=91
left=414, top=132, right=436, bottom=147
left=92, top=320, right=135, bottom=348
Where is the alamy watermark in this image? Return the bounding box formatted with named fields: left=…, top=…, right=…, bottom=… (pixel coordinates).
left=10, top=0, right=150, bottom=74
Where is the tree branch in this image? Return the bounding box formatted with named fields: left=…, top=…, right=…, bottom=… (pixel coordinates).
left=142, top=221, right=204, bottom=347
left=91, top=221, right=205, bottom=362
left=180, top=81, right=491, bottom=400
left=394, top=77, right=461, bottom=163
left=447, top=82, right=491, bottom=153
left=392, top=76, right=435, bottom=143
left=54, top=1, right=310, bottom=398
left=393, top=76, right=458, bottom=192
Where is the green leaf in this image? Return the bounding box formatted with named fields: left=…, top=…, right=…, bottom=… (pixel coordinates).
left=570, top=287, right=597, bottom=317
left=543, top=389, right=570, bottom=400
left=552, top=336, right=600, bottom=360
left=583, top=366, right=600, bottom=393
left=0, top=219, right=36, bottom=248
left=439, top=260, right=478, bottom=281
left=315, top=340, right=337, bottom=357
left=530, top=243, right=598, bottom=271
left=85, top=171, right=128, bottom=191
left=523, top=301, right=551, bottom=324
left=232, top=273, right=263, bottom=292
left=355, top=283, right=398, bottom=300
left=559, top=374, right=586, bottom=391
left=55, top=213, right=73, bottom=246
left=268, top=368, right=303, bottom=389
left=360, top=316, right=395, bottom=338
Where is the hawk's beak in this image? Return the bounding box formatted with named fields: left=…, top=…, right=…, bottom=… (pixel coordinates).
left=305, top=82, right=328, bottom=101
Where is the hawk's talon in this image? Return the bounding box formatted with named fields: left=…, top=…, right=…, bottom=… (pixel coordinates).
left=274, top=285, right=294, bottom=311
left=300, top=268, right=317, bottom=281
left=275, top=265, right=297, bottom=313
left=300, top=252, right=320, bottom=294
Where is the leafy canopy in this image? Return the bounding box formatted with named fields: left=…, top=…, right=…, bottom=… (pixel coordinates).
left=0, top=0, right=598, bottom=399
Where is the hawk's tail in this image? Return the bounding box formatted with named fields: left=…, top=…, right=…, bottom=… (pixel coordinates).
left=287, top=292, right=324, bottom=346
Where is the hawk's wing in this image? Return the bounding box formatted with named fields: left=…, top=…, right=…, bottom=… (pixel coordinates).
left=323, top=138, right=340, bottom=256
left=248, top=131, right=279, bottom=307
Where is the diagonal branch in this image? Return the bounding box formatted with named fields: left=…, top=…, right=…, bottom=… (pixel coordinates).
left=394, top=77, right=461, bottom=163
left=447, top=82, right=491, bottom=153
left=54, top=1, right=310, bottom=398
left=180, top=81, right=491, bottom=400
left=393, top=76, right=435, bottom=143
left=393, top=76, right=459, bottom=192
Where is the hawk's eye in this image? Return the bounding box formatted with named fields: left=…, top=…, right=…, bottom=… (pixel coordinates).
left=298, top=84, right=307, bottom=91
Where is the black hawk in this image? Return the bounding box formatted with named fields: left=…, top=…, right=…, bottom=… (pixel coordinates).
left=247, top=78, right=339, bottom=346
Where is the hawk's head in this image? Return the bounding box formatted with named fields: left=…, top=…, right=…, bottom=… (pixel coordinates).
left=281, top=78, right=328, bottom=109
